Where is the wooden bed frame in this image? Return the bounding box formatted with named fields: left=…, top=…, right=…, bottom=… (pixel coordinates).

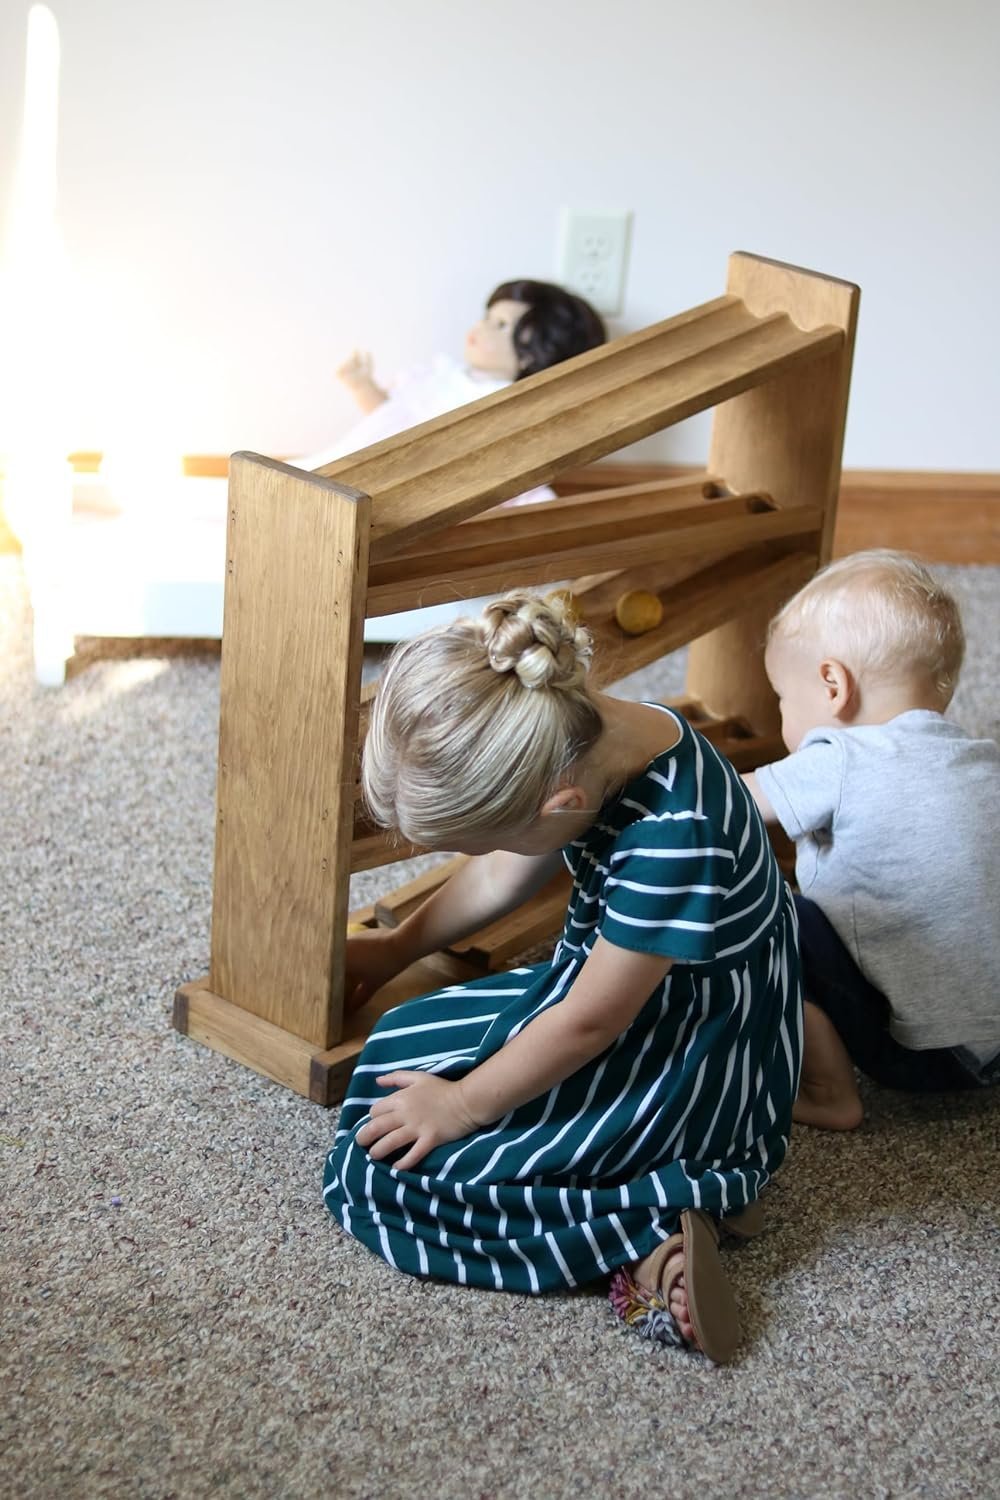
left=173, top=252, right=859, bottom=1103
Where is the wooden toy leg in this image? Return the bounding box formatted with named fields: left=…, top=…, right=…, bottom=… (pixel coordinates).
left=174, top=454, right=371, bottom=1096
left=685, top=254, right=860, bottom=733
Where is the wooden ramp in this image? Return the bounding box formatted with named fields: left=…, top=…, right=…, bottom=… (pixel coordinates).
left=318, top=290, right=845, bottom=557
left=174, top=252, right=859, bottom=1102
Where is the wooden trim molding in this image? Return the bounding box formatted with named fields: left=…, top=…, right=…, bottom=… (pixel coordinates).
left=181, top=454, right=231, bottom=478
left=830, top=469, right=1000, bottom=564
left=555, top=463, right=1000, bottom=565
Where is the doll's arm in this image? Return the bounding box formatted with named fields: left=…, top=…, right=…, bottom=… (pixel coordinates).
left=358, top=935, right=672, bottom=1169
left=337, top=350, right=389, bottom=413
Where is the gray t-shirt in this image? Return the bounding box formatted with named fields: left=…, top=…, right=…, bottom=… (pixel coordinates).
left=757, top=711, right=1000, bottom=1057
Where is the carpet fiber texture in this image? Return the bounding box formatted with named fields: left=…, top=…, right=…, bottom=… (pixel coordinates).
left=2, top=557, right=998, bottom=1500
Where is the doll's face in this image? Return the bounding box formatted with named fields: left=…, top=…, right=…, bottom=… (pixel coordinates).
left=464, top=299, right=529, bottom=380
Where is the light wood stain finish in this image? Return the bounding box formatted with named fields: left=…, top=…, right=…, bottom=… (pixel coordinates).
left=208, top=455, right=370, bottom=1049
left=176, top=254, right=858, bottom=1101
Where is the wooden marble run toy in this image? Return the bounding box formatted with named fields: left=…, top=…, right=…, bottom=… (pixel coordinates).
left=173, top=252, right=859, bottom=1103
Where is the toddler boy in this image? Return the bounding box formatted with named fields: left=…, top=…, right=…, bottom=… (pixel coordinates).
left=744, top=550, right=1000, bottom=1128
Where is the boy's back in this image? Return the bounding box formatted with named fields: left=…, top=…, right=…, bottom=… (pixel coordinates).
left=757, top=709, right=1000, bottom=1056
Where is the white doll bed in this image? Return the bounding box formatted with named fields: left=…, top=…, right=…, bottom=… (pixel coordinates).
left=26, top=353, right=554, bottom=685
left=25, top=470, right=495, bottom=686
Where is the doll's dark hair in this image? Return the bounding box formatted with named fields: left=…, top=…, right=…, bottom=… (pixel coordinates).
left=487, top=280, right=607, bottom=379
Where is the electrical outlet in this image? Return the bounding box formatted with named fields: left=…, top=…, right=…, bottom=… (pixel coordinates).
left=556, top=208, right=633, bottom=316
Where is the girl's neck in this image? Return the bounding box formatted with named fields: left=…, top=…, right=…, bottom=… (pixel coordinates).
left=581, top=695, right=683, bottom=803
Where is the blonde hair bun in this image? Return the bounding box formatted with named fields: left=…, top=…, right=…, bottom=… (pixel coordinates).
left=362, top=590, right=603, bottom=847
left=482, top=592, right=593, bottom=691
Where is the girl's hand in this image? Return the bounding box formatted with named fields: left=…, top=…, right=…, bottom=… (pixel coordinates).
left=356, top=1072, right=480, bottom=1171
left=344, top=928, right=406, bottom=1013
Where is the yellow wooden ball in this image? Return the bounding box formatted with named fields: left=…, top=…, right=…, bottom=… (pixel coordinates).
left=614, top=589, right=663, bottom=636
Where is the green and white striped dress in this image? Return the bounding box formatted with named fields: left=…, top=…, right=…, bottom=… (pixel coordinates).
left=324, top=707, right=802, bottom=1292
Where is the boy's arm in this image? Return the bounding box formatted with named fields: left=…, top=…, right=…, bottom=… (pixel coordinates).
left=747, top=739, right=845, bottom=841
left=742, top=770, right=779, bottom=824
left=357, top=936, right=673, bottom=1170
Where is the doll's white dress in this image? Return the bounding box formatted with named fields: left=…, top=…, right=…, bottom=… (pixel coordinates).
left=298, top=353, right=554, bottom=507
left=298, top=355, right=554, bottom=637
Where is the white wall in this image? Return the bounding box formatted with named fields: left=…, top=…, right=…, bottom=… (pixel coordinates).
left=1, top=0, right=997, bottom=469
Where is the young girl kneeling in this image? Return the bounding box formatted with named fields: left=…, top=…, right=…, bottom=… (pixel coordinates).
left=324, top=593, right=802, bottom=1362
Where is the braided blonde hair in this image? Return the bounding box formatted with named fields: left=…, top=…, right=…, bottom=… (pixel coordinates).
left=363, top=593, right=602, bottom=848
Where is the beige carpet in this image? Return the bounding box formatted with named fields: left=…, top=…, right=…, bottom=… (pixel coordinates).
left=2, top=555, right=998, bottom=1500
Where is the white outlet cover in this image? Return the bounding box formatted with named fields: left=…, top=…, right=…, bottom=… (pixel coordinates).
left=557, top=208, right=633, bottom=317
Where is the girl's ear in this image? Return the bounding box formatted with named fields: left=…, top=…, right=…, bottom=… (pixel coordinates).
left=539, top=785, right=586, bottom=818
left=820, top=658, right=857, bottom=720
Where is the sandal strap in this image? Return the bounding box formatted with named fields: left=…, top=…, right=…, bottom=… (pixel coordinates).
left=637, top=1232, right=683, bottom=1289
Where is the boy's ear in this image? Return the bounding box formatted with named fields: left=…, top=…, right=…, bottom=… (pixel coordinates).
left=540, top=785, right=586, bottom=818
left=820, top=658, right=856, bottom=719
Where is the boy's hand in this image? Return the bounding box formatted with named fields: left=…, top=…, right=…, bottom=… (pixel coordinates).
left=356, top=1072, right=480, bottom=1171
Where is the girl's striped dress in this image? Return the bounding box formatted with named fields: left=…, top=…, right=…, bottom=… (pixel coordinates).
left=324, top=707, right=802, bottom=1293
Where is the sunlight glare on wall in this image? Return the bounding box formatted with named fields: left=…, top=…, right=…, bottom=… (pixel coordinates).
left=0, top=3, right=73, bottom=552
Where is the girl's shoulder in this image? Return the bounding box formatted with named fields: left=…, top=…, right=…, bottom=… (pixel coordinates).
left=612, top=710, right=726, bottom=831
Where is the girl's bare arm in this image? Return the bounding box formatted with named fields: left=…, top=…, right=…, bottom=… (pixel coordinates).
left=346, top=848, right=566, bottom=1007
left=457, top=936, right=673, bottom=1121
left=389, top=848, right=566, bottom=963
left=359, top=936, right=674, bottom=1169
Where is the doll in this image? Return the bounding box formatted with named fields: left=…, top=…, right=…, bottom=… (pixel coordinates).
left=339, top=278, right=607, bottom=406
left=298, top=281, right=607, bottom=478
left=298, top=281, right=607, bottom=638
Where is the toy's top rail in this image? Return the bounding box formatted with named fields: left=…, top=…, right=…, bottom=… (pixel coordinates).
left=317, top=292, right=845, bottom=561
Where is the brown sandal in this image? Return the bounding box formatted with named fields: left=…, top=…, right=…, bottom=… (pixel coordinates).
left=720, top=1198, right=765, bottom=1241
left=609, top=1204, right=760, bottom=1363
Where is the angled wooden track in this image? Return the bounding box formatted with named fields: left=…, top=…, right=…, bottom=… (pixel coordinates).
left=365, top=483, right=822, bottom=616
left=317, top=290, right=846, bottom=557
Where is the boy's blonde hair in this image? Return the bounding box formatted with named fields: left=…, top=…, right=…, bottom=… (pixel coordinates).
left=363, top=592, right=602, bottom=848
left=770, top=549, right=965, bottom=701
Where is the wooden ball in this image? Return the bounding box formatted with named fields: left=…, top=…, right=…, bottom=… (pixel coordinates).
left=614, top=589, right=663, bottom=636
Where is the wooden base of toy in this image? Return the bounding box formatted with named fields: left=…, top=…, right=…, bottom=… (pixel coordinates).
left=174, top=945, right=485, bottom=1106
left=173, top=690, right=795, bottom=1105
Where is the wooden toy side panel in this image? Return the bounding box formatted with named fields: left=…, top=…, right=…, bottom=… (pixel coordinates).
left=208, top=454, right=370, bottom=1050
